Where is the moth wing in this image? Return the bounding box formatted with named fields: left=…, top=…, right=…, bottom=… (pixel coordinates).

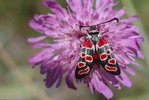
left=96, top=36, right=120, bottom=75
left=75, top=38, right=94, bottom=79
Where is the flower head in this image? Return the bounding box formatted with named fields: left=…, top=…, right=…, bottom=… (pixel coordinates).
left=28, top=0, right=144, bottom=99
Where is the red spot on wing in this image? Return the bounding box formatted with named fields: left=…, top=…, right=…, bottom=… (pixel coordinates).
left=100, top=53, right=107, bottom=61
left=78, top=62, right=86, bottom=68
left=105, top=65, right=117, bottom=72
left=80, top=52, right=85, bottom=58
left=106, top=49, right=111, bottom=55
left=93, top=53, right=99, bottom=59
left=78, top=67, right=90, bottom=75
left=108, top=58, right=116, bottom=65
left=85, top=55, right=93, bottom=62
left=83, top=38, right=93, bottom=49
left=98, top=37, right=107, bottom=47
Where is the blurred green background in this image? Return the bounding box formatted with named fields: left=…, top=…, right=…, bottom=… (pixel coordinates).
left=0, top=0, right=149, bottom=100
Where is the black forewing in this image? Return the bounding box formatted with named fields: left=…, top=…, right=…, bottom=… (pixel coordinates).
left=96, top=37, right=120, bottom=75
left=75, top=38, right=94, bottom=79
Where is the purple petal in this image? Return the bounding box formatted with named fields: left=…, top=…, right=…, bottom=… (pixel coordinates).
left=124, top=66, right=136, bottom=76
left=100, top=70, right=121, bottom=90
left=27, top=36, right=47, bottom=43
left=31, top=43, right=52, bottom=49
left=114, top=8, right=126, bottom=18
left=91, top=72, right=113, bottom=99
left=83, top=0, right=93, bottom=11
left=117, top=38, right=144, bottom=58
left=66, top=0, right=83, bottom=14
left=44, top=0, right=67, bottom=19
left=121, top=15, right=139, bottom=23
left=88, top=82, right=94, bottom=94
left=45, top=66, right=63, bottom=88
left=40, top=64, right=49, bottom=74
left=56, top=74, right=63, bottom=88
left=66, top=70, right=77, bottom=90
left=29, top=51, right=47, bottom=67
left=116, top=70, right=132, bottom=88
left=45, top=68, right=57, bottom=88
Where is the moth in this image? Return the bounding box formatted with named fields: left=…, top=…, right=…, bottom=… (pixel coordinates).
left=75, top=18, right=121, bottom=79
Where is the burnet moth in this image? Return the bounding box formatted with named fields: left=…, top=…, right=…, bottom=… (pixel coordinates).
left=75, top=18, right=121, bottom=79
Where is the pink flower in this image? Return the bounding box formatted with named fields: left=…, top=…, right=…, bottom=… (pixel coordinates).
left=28, top=0, right=144, bottom=99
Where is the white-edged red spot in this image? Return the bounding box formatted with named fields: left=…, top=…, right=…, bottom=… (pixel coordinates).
left=106, top=49, right=111, bottom=55
left=100, top=53, right=107, bottom=61
left=108, top=58, right=116, bottom=65
left=105, top=65, right=117, bottom=72
left=83, top=38, right=93, bottom=49
left=78, top=62, right=86, bottom=68
left=78, top=67, right=90, bottom=75
left=98, top=37, right=107, bottom=47
left=80, top=52, right=85, bottom=58
left=85, top=55, right=93, bottom=62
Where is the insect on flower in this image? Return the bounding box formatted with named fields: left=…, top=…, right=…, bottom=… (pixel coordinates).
left=75, top=18, right=121, bottom=79
left=28, top=0, right=144, bottom=99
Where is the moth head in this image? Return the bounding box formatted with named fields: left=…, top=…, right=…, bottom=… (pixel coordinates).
left=89, top=25, right=99, bottom=34
left=76, top=18, right=119, bottom=34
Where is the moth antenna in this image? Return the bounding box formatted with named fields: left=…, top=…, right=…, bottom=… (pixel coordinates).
left=95, top=18, right=119, bottom=26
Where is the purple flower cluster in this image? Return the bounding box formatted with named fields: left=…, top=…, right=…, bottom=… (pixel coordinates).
left=28, top=0, right=144, bottom=99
